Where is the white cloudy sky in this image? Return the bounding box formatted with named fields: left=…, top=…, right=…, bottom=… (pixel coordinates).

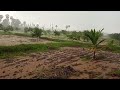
left=0, top=11, right=120, bottom=33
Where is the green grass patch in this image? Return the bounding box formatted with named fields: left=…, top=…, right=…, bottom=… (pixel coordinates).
left=0, top=30, right=31, bottom=37
left=41, top=37, right=70, bottom=42
left=13, top=33, right=32, bottom=37
left=111, top=70, right=120, bottom=75
left=0, top=31, right=13, bottom=35
left=0, top=41, right=83, bottom=59
left=100, top=45, right=120, bottom=53
left=0, top=31, right=120, bottom=59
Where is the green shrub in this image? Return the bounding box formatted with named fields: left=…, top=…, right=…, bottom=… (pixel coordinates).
left=31, top=27, right=43, bottom=40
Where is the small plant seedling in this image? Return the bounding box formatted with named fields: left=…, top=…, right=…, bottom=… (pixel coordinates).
left=108, top=70, right=120, bottom=77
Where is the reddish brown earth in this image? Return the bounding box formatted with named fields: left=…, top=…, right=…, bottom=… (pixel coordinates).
left=0, top=47, right=120, bottom=79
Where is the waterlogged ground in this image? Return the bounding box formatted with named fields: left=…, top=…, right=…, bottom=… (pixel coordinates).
left=0, top=35, right=52, bottom=46
left=0, top=47, right=120, bottom=79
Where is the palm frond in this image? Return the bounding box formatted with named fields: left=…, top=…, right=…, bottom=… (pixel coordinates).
left=96, top=39, right=106, bottom=46
left=84, top=29, right=104, bottom=46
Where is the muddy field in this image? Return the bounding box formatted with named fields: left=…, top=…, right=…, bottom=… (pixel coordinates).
left=0, top=35, right=52, bottom=46
left=0, top=47, right=120, bottom=79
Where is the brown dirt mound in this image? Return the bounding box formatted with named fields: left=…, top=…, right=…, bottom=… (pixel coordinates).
left=34, top=66, right=76, bottom=79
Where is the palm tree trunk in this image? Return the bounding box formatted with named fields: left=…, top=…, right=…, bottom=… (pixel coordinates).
left=93, top=47, right=96, bottom=60
left=93, top=50, right=96, bottom=60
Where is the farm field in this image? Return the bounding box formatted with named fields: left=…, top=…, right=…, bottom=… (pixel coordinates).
left=0, top=46, right=120, bottom=79
left=0, top=33, right=120, bottom=79
left=0, top=12, right=120, bottom=79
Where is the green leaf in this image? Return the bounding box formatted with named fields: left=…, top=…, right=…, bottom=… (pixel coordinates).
left=96, top=39, right=106, bottom=47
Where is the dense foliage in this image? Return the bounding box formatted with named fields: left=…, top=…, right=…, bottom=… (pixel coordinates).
left=31, top=27, right=43, bottom=40
left=109, top=33, right=120, bottom=45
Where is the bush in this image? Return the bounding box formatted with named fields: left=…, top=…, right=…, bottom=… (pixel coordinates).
left=0, top=24, right=3, bottom=30
left=54, top=30, right=60, bottom=36
left=61, top=30, right=68, bottom=35
left=66, top=31, right=82, bottom=41
left=31, top=27, right=43, bottom=40
left=3, top=25, right=14, bottom=32
left=24, top=27, right=29, bottom=33
left=109, top=33, right=120, bottom=45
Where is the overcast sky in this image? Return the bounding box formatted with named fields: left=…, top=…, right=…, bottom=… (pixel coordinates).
left=0, top=11, right=120, bottom=33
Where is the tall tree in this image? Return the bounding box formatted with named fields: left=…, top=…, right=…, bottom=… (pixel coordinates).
left=51, top=24, right=54, bottom=31
left=0, top=15, right=3, bottom=23
left=2, top=14, right=10, bottom=27
left=55, top=25, right=58, bottom=30
left=5, top=14, right=9, bottom=19
left=23, top=21, right=27, bottom=27
left=65, top=25, right=70, bottom=31
left=36, top=24, right=39, bottom=28
left=14, top=19, right=21, bottom=28
left=10, top=16, right=21, bottom=29
left=0, top=24, right=3, bottom=30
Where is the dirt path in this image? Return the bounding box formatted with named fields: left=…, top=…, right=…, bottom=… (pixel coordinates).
left=0, top=35, right=52, bottom=46
left=0, top=47, right=120, bottom=79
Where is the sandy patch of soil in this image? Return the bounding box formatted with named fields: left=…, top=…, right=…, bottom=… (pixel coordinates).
left=0, top=35, right=52, bottom=46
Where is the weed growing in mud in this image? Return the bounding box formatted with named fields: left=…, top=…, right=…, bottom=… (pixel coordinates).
left=95, top=75, right=104, bottom=79
left=108, top=70, right=120, bottom=77
left=105, top=45, right=120, bottom=53
left=33, top=66, right=76, bottom=79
